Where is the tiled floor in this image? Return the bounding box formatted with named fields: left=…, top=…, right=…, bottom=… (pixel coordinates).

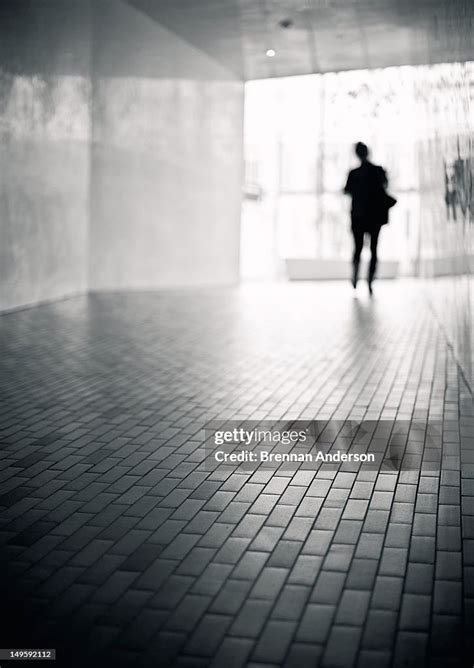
left=0, top=281, right=472, bottom=667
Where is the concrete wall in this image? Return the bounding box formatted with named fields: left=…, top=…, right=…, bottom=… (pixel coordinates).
left=89, top=1, right=244, bottom=290
left=416, top=62, right=473, bottom=390
left=0, top=0, right=244, bottom=312
left=0, top=1, right=92, bottom=311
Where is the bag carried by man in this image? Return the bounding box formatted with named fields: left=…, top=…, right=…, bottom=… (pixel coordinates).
left=380, top=191, right=397, bottom=224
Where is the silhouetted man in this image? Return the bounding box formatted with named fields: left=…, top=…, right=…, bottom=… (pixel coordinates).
left=344, top=142, right=388, bottom=295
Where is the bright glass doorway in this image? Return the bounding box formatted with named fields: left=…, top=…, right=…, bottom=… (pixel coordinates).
left=240, top=63, right=469, bottom=280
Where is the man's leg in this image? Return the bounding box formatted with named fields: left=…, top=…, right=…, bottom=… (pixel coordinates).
left=368, top=226, right=381, bottom=293
left=351, top=224, right=364, bottom=288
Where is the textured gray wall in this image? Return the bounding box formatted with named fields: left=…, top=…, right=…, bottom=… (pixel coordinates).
left=89, top=1, right=244, bottom=290
left=0, top=1, right=92, bottom=311
left=416, top=62, right=473, bottom=390
left=0, top=0, right=244, bottom=311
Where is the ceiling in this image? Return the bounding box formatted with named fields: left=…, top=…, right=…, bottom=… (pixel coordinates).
left=128, top=0, right=473, bottom=80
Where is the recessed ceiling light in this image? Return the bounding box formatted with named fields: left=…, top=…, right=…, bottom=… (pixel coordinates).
left=266, top=49, right=276, bottom=57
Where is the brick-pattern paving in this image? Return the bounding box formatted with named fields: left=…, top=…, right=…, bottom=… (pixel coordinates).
left=0, top=282, right=472, bottom=667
